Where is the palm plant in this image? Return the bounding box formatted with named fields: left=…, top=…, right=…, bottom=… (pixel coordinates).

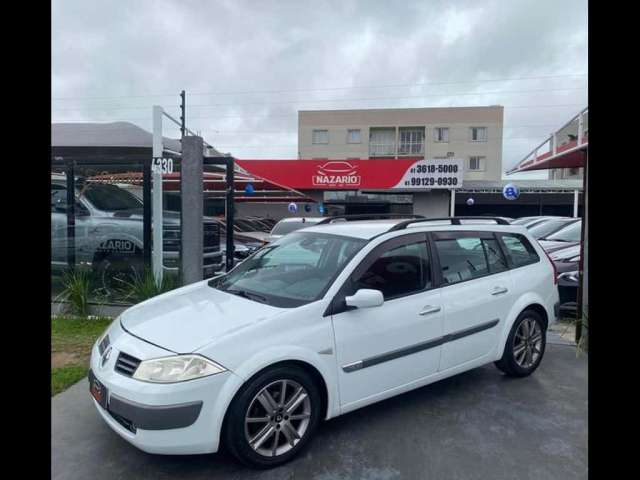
left=55, top=268, right=94, bottom=317
left=120, top=268, right=179, bottom=304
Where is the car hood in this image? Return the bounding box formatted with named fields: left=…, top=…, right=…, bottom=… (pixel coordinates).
left=120, top=280, right=284, bottom=353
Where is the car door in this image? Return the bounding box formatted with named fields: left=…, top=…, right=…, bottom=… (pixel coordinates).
left=432, top=231, right=514, bottom=371
left=330, top=233, right=444, bottom=408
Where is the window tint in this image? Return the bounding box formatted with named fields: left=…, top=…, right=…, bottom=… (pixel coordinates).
left=83, top=184, right=141, bottom=211
left=354, top=241, right=431, bottom=299
left=435, top=236, right=489, bottom=284
left=500, top=234, right=540, bottom=267
left=483, top=238, right=508, bottom=273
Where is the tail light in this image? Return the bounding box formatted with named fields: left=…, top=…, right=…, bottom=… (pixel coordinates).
left=543, top=249, right=558, bottom=285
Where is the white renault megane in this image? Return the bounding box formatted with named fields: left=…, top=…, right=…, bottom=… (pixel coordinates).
left=89, top=217, right=559, bottom=468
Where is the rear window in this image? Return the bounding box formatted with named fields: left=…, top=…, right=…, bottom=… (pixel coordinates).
left=432, top=232, right=510, bottom=285
left=499, top=234, right=540, bottom=267
left=435, top=236, right=488, bottom=284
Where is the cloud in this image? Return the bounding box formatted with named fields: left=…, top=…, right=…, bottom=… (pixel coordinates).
left=52, top=0, right=587, bottom=174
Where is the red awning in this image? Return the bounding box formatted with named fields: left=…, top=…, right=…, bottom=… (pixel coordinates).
left=508, top=107, right=588, bottom=174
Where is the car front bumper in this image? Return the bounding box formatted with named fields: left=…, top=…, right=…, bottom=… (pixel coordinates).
left=88, top=320, right=240, bottom=455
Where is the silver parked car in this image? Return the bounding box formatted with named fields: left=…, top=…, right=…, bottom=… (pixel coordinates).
left=51, top=176, right=223, bottom=291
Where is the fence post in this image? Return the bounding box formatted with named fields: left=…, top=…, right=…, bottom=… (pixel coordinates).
left=152, top=106, right=164, bottom=286
left=181, top=136, right=204, bottom=284
left=225, top=157, right=235, bottom=272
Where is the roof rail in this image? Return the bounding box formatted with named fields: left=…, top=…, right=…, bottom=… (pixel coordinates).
left=387, top=216, right=510, bottom=232
left=315, top=213, right=425, bottom=225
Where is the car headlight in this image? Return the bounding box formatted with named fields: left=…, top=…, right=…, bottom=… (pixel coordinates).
left=132, top=354, right=227, bottom=383
left=558, top=270, right=580, bottom=283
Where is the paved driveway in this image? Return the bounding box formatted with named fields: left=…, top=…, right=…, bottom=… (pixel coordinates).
left=52, top=339, right=587, bottom=480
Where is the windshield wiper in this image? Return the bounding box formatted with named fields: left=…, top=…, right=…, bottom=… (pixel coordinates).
left=226, top=288, right=268, bottom=304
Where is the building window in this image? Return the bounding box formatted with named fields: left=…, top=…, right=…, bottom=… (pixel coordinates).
left=347, top=129, right=361, bottom=144
left=398, top=127, right=424, bottom=155
left=369, top=128, right=396, bottom=156
left=470, top=127, right=487, bottom=142
left=434, top=127, right=449, bottom=143
left=469, top=156, right=486, bottom=171
left=312, top=129, right=329, bottom=144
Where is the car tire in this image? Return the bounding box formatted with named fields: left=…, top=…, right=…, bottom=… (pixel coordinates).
left=495, top=309, right=547, bottom=377
left=223, top=365, right=322, bottom=469
left=94, top=253, right=143, bottom=296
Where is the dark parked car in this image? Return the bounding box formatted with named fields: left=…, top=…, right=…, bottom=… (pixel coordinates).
left=549, top=244, right=581, bottom=317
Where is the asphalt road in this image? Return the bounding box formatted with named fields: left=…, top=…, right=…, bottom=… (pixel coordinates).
left=52, top=338, right=587, bottom=480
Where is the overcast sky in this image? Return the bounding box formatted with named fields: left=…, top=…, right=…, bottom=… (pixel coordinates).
left=52, top=0, right=587, bottom=178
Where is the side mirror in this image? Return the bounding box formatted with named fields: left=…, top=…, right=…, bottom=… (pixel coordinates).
left=345, top=289, right=384, bottom=309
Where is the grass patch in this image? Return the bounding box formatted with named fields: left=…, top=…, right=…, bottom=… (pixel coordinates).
left=51, top=315, right=113, bottom=396
left=52, top=365, right=90, bottom=396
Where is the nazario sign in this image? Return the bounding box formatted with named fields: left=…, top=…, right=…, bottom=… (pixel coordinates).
left=236, top=158, right=464, bottom=190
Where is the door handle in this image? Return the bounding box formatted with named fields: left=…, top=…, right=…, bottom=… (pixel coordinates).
left=419, top=305, right=441, bottom=315
left=491, top=287, right=509, bottom=295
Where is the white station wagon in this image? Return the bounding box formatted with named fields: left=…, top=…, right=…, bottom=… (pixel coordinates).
left=89, top=216, right=559, bottom=468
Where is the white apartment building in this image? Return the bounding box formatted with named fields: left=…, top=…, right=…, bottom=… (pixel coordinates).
left=298, top=106, right=504, bottom=182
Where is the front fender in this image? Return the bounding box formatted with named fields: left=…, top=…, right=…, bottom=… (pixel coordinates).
left=208, top=345, right=338, bottom=450
left=495, top=291, right=552, bottom=360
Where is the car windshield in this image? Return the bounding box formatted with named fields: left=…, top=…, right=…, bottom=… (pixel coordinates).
left=82, top=183, right=142, bottom=211
left=271, top=220, right=319, bottom=236
left=209, top=232, right=366, bottom=308
left=528, top=219, right=576, bottom=239
left=543, top=220, right=582, bottom=242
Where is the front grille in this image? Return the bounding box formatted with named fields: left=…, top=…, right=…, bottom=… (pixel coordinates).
left=203, top=222, right=220, bottom=253
left=115, top=352, right=141, bottom=377
left=163, top=225, right=180, bottom=252
left=98, top=334, right=110, bottom=356
left=108, top=410, right=137, bottom=433
left=163, top=223, right=221, bottom=253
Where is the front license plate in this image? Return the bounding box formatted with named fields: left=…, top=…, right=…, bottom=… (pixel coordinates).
left=89, top=370, right=108, bottom=410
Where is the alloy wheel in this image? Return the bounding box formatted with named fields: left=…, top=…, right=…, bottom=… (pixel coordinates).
left=244, top=379, right=312, bottom=457
left=513, top=317, right=543, bottom=369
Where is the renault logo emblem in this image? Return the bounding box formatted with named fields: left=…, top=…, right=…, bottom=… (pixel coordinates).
left=101, top=347, right=112, bottom=368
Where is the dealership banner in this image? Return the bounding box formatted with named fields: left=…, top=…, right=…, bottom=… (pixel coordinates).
left=236, top=158, right=464, bottom=190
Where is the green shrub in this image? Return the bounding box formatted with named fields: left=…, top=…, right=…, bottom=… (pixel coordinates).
left=120, top=268, right=179, bottom=303
left=55, top=269, right=94, bottom=317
